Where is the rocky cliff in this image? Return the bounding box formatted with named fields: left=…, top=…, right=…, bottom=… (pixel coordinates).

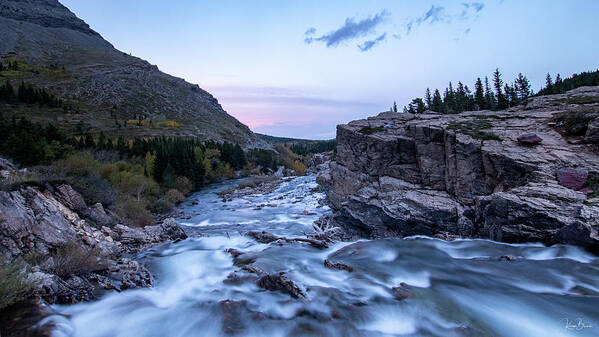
left=0, top=0, right=267, bottom=147
left=318, top=86, right=599, bottom=250
left=0, top=161, right=187, bottom=305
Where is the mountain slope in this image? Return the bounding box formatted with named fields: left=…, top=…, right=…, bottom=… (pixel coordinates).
left=0, top=0, right=267, bottom=147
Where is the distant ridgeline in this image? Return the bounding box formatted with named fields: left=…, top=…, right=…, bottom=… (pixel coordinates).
left=256, top=133, right=336, bottom=156
left=394, top=68, right=599, bottom=114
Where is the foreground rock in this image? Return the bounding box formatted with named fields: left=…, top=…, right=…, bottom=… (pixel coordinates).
left=318, top=86, right=599, bottom=250
left=0, top=177, right=187, bottom=305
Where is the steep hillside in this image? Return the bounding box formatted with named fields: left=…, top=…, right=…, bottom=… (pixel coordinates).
left=0, top=0, right=267, bottom=147
left=317, top=86, right=599, bottom=250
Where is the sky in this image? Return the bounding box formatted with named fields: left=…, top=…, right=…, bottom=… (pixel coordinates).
left=61, top=0, right=599, bottom=139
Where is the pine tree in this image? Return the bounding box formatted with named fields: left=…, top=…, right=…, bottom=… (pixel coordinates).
left=431, top=89, right=444, bottom=113
left=554, top=74, right=563, bottom=94
left=424, top=88, right=432, bottom=109
left=545, top=73, right=554, bottom=94
left=515, top=73, right=531, bottom=101
left=493, top=68, right=508, bottom=110
left=409, top=98, right=426, bottom=114
left=443, top=82, right=456, bottom=113
left=474, top=78, right=485, bottom=110
left=484, top=77, right=495, bottom=110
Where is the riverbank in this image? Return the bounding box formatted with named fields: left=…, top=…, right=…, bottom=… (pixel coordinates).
left=318, top=86, right=599, bottom=250
left=42, top=175, right=599, bottom=337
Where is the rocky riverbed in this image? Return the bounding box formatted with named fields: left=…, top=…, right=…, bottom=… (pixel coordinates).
left=37, top=175, right=599, bottom=337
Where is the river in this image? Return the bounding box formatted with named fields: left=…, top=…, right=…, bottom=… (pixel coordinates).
left=48, top=176, right=599, bottom=337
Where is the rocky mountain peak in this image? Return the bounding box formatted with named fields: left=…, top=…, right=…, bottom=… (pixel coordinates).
left=0, top=0, right=101, bottom=37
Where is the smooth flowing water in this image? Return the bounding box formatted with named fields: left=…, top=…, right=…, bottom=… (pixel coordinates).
left=48, top=176, right=599, bottom=337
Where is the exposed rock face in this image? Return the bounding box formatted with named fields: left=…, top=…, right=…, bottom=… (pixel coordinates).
left=586, top=118, right=599, bottom=143
left=0, top=174, right=187, bottom=304
left=0, top=0, right=268, bottom=147
left=318, top=87, right=599, bottom=250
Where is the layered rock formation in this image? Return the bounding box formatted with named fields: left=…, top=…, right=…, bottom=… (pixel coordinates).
left=318, top=86, right=599, bottom=250
left=0, top=0, right=267, bottom=147
left=0, top=166, right=187, bottom=304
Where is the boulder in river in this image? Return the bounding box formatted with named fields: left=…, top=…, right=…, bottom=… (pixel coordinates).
left=391, top=283, right=415, bottom=301
left=256, top=273, right=306, bottom=299
left=324, top=259, right=353, bottom=272
left=246, top=231, right=279, bottom=243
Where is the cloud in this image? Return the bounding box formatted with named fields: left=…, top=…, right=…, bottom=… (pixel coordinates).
left=304, top=27, right=316, bottom=35
left=405, top=5, right=446, bottom=35
left=421, top=5, right=445, bottom=24
left=464, top=28, right=471, bottom=34
left=472, top=2, right=485, bottom=12
left=461, top=2, right=485, bottom=18
left=306, top=10, right=389, bottom=47
left=358, top=33, right=386, bottom=52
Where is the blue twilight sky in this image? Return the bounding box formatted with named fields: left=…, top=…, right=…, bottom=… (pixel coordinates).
left=61, top=0, right=599, bottom=139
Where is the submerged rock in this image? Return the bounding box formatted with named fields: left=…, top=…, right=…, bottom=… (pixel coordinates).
left=324, top=259, right=353, bottom=272
left=246, top=231, right=279, bottom=243
left=391, top=283, right=415, bottom=301
left=256, top=274, right=306, bottom=299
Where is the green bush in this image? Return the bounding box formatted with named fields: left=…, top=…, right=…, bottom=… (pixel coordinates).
left=116, top=197, right=153, bottom=227
left=0, top=261, right=35, bottom=310
left=447, top=118, right=502, bottom=141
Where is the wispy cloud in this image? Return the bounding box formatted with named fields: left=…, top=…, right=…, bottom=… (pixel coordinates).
left=401, top=2, right=486, bottom=37
left=461, top=2, right=485, bottom=18
left=304, top=27, right=316, bottom=35
left=305, top=10, right=389, bottom=47
left=405, top=5, right=446, bottom=35
left=358, top=33, right=386, bottom=52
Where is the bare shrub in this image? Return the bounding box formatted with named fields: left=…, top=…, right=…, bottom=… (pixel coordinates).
left=49, top=242, right=107, bottom=278
left=0, top=261, right=36, bottom=309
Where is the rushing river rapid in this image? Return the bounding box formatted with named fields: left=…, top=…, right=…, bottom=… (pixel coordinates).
left=47, top=176, right=599, bottom=337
